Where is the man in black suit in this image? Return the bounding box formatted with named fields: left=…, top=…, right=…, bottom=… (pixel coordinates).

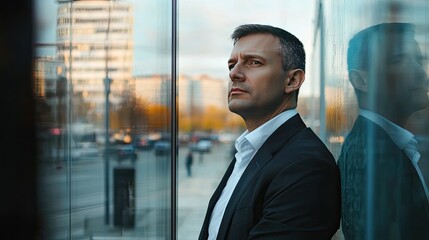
left=338, top=23, right=429, bottom=239
left=198, top=24, right=340, bottom=240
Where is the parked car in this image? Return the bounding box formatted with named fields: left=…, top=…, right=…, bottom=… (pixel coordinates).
left=57, top=142, right=100, bottom=161
left=191, top=140, right=212, bottom=153
left=108, top=144, right=138, bottom=162
left=132, top=135, right=156, bottom=150
left=154, top=140, right=170, bottom=156
left=75, top=142, right=100, bottom=158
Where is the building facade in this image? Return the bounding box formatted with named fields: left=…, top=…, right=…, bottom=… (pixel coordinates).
left=56, top=0, right=134, bottom=124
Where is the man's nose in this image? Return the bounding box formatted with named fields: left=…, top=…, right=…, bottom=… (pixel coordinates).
left=229, top=63, right=245, bottom=82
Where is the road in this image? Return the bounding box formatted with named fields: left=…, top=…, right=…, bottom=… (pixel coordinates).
left=37, top=142, right=232, bottom=240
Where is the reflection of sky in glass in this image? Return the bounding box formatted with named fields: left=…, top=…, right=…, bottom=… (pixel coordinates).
left=34, top=0, right=316, bottom=94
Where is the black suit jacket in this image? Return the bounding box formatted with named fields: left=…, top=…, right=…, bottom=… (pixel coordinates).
left=199, top=114, right=340, bottom=240
left=338, top=116, right=429, bottom=240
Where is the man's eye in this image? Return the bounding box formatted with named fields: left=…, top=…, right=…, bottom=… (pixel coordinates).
left=228, top=64, right=235, bottom=70
left=249, top=60, right=261, bottom=65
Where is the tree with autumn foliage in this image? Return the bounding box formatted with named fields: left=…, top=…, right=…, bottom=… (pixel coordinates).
left=326, top=102, right=347, bottom=134
left=179, top=104, right=245, bottom=133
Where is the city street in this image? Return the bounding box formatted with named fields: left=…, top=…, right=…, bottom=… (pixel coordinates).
left=37, top=142, right=232, bottom=240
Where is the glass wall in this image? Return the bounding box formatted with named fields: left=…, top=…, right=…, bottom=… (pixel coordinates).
left=33, top=1, right=320, bottom=239
left=314, top=0, right=429, bottom=239
left=176, top=1, right=319, bottom=239
left=31, top=0, right=429, bottom=239
left=34, top=0, right=174, bottom=239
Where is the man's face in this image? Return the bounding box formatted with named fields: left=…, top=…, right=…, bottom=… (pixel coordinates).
left=227, top=33, right=290, bottom=121
left=378, top=34, right=429, bottom=115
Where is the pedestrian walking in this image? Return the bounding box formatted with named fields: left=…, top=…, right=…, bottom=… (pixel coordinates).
left=186, top=151, right=194, bottom=177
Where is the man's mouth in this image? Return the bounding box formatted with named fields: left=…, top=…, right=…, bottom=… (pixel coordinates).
left=230, top=87, right=247, bottom=96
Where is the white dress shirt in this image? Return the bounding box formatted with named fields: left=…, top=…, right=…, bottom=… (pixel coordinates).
left=207, top=109, right=298, bottom=240
left=359, top=109, right=429, bottom=203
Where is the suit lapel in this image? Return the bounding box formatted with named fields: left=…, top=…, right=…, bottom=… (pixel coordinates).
left=208, top=159, right=236, bottom=211
left=216, top=149, right=271, bottom=239
left=216, top=114, right=307, bottom=239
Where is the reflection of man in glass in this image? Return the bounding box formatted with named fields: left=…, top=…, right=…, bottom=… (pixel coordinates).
left=338, top=22, right=429, bottom=239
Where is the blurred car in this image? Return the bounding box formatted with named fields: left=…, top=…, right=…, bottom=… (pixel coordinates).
left=108, top=144, right=138, bottom=162
left=132, top=135, right=156, bottom=150
left=197, top=140, right=212, bottom=153
left=75, top=142, right=100, bottom=158
left=57, top=142, right=100, bottom=161
left=191, top=140, right=212, bottom=153
left=154, top=141, right=170, bottom=156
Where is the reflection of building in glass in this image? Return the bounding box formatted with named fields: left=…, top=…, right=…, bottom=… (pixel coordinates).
left=33, top=57, right=67, bottom=125
left=34, top=57, right=67, bottom=98
left=56, top=0, right=134, bottom=121
left=133, top=74, right=171, bottom=106
left=134, top=74, right=227, bottom=113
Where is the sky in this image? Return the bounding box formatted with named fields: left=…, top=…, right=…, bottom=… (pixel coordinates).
left=177, top=0, right=317, bottom=80
left=35, top=0, right=318, bottom=94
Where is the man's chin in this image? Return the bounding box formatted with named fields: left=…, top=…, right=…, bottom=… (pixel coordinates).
left=228, top=106, right=239, bottom=114
left=228, top=102, right=247, bottom=115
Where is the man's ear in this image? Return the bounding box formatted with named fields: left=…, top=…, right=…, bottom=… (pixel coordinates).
left=349, top=69, right=368, bottom=92
left=285, top=69, right=305, bottom=94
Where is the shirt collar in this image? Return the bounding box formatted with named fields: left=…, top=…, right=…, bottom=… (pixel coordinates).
left=359, top=109, right=414, bottom=150
left=235, top=109, right=298, bottom=155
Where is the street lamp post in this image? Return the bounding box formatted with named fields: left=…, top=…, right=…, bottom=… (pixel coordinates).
left=104, top=1, right=113, bottom=225
left=104, top=77, right=112, bottom=224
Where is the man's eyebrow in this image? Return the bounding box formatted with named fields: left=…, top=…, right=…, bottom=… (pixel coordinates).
left=227, top=58, right=236, bottom=65
left=242, top=53, right=264, bottom=59
left=228, top=53, right=264, bottom=63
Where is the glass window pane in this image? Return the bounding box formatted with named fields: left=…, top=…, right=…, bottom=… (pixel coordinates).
left=177, top=1, right=323, bottom=239
left=319, top=0, right=429, bottom=239
left=34, top=1, right=173, bottom=239
left=32, top=0, right=429, bottom=239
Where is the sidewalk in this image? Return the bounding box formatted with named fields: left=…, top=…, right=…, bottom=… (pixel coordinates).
left=177, top=146, right=231, bottom=240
